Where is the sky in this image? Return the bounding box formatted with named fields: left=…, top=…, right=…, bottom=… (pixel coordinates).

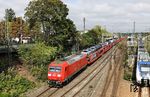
left=1, top=0, right=150, bottom=33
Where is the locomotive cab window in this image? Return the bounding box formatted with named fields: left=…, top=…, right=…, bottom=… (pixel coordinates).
left=55, top=67, right=61, bottom=72
left=50, top=66, right=61, bottom=72
left=50, top=67, right=55, bottom=72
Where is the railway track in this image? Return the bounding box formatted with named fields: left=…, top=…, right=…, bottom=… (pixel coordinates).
left=29, top=45, right=118, bottom=97
left=35, top=87, right=59, bottom=97
left=36, top=87, right=52, bottom=97
left=136, top=87, right=150, bottom=97
left=88, top=45, right=124, bottom=97
left=110, top=64, right=122, bottom=97
left=100, top=50, right=123, bottom=97
left=138, top=87, right=142, bottom=97
left=109, top=51, right=123, bottom=97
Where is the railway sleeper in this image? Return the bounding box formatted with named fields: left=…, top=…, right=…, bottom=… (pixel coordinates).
left=47, top=80, right=63, bottom=88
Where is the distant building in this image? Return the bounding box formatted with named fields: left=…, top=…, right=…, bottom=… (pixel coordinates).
left=12, top=37, right=32, bottom=44
left=12, top=37, right=19, bottom=43
left=127, top=35, right=136, bottom=47
left=80, top=30, right=88, bottom=34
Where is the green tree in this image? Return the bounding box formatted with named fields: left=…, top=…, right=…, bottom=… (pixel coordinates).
left=4, top=8, right=16, bottom=22
left=49, top=19, right=76, bottom=52
left=79, top=25, right=110, bottom=49
left=25, top=0, right=77, bottom=52
left=0, top=21, right=6, bottom=45
left=25, top=0, right=70, bottom=40
left=28, top=22, right=41, bottom=42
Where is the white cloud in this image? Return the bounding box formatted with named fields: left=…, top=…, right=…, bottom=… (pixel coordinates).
left=1, top=0, right=150, bottom=32
left=0, top=0, right=29, bottom=20
left=129, top=3, right=150, bottom=13
left=63, top=0, right=150, bottom=32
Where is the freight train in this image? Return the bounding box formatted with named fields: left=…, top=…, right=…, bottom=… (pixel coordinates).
left=136, top=35, right=150, bottom=86
left=47, top=37, right=126, bottom=87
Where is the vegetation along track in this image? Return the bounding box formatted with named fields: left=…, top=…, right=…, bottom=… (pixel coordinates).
left=33, top=45, right=118, bottom=97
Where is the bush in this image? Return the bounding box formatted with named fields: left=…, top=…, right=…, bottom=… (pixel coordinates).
left=0, top=57, right=8, bottom=72
left=124, top=72, right=132, bottom=81
left=18, top=42, right=58, bottom=66
left=0, top=67, right=35, bottom=97
left=0, top=62, right=5, bottom=70
left=30, top=65, right=48, bottom=81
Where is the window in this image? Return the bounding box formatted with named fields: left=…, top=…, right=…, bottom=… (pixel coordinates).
left=50, top=67, right=55, bottom=72
left=55, top=67, right=61, bottom=72
left=49, top=66, right=61, bottom=72
left=140, top=65, right=150, bottom=72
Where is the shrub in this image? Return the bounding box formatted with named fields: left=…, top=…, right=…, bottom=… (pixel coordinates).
left=124, top=72, right=132, bottom=81
left=18, top=42, right=58, bottom=66
left=0, top=57, right=8, bottom=72
left=0, top=67, right=35, bottom=97
left=30, top=65, right=48, bottom=81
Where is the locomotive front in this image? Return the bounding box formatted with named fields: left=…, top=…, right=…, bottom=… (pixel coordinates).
left=136, top=61, right=150, bottom=86
left=47, top=61, right=67, bottom=86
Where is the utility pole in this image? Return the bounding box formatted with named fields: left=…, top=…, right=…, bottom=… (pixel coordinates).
left=133, top=21, right=135, bottom=33
left=133, top=21, right=135, bottom=43
left=83, top=17, right=85, bottom=32
left=133, top=21, right=135, bottom=50
left=147, top=32, right=148, bottom=49
left=133, top=21, right=135, bottom=44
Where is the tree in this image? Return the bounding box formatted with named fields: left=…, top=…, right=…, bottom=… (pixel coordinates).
left=25, top=0, right=68, bottom=41
left=11, top=17, right=41, bottom=43
left=0, top=21, right=6, bottom=45
left=4, top=8, right=15, bottom=22
left=25, top=0, right=77, bottom=52
left=49, top=18, right=77, bottom=52
left=86, top=25, right=103, bottom=45
left=79, top=25, right=111, bottom=49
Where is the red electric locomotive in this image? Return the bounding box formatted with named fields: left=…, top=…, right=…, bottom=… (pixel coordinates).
left=47, top=53, right=88, bottom=86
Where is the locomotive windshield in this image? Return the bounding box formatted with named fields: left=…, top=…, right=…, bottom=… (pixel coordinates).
left=140, top=65, right=150, bottom=72
left=50, top=66, right=61, bottom=72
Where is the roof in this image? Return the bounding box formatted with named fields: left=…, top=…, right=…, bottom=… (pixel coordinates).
left=138, top=61, right=150, bottom=65
left=67, top=54, right=84, bottom=64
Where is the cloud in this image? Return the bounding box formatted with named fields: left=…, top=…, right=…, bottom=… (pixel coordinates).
left=0, top=0, right=29, bottom=20
left=63, top=0, right=150, bottom=32
left=1, top=0, right=150, bottom=32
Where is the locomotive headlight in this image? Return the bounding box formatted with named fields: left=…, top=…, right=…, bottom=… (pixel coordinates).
left=57, top=74, right=61, bottom=77
left=48, top=74, right=51, bottom=76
